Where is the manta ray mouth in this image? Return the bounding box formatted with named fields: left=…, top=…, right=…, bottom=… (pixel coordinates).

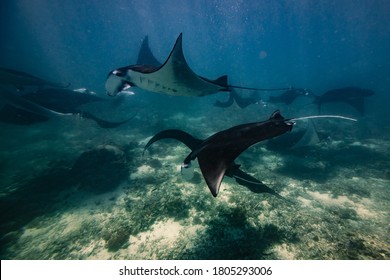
left=105, top=73, right=132, bottom=96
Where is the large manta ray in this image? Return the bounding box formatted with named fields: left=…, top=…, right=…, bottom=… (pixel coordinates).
left=106, top=34, right=291, bottom=98
left=315, top=87, right=374, bottom=115
left=144, top=110, right=294, bottom=197
left=106, top=33, right=230, bottom=97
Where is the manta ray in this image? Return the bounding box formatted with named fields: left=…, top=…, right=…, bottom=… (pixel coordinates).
left=0, top=86, right=69, bottom=124
left=0, top=67, right=69, bottom=90
left=144, top=110, right=357, bottom=197
left=106, top=33, right=230, bottom=97
left=144, top=110, right=294, bottom=197
left=106, top=33, right=290, bottom=97
left=21, top=88, right=104, bottom=113
left=0, top=104, right=51, bottom=125
left=214, top=89, right=260, bottom=109
left=0, top=87, right=130, bottom=128
left=315, top=87, right=374, bottom=115
left=268, top=87, right=313, bottom=105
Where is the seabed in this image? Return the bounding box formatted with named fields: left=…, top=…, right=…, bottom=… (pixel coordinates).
left=0, top=109, right=389, bottom=260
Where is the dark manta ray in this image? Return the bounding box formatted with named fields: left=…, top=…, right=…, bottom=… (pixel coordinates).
left=22, top=88, right=132, bottom=128
left=268, top=87, right=313, bottom=105
left=315, top=87, right=374, bottom=115
left=0, top=87, right=130, bottom=128
left=0, top=67, right=69, bottom=90
left=22, top=88, right=104, bottom=113
left=214, top=89, right=259, bottom=109
left=0, top=86, right=69, bottom=125
left=144, top=129, right=286, bottom=199
left=0, top=104, right=50, bottom=125
left=144, top=110, right=294, bottom=197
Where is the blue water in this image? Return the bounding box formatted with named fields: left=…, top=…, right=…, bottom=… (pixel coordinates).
left=0, top=0, right=389, bottom=259
left=2, top=1, right=390, bottom=93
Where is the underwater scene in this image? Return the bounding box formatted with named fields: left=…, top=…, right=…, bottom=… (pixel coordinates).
left=0, top=0, right=389, bottom=260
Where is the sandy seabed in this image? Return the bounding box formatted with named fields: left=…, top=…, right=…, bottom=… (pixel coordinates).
left=0, top=110, right=389, bottom=260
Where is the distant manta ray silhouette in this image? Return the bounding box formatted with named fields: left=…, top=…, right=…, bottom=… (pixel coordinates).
left=268, top=87, right=314, bottom=105
left=144, top=110, right=356, bottom=197
left=314, top=87, right=374, bottom=115
left=0, top=67, right=69, bottom=90
left=106, top=33, right=289, bottom=97
left=214, top=89, right=261, bottom=109
left=0, top=87, right=131, bottom=128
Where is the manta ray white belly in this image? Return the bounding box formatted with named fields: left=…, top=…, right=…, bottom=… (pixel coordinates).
left=126, top=69, right=224, bottom=97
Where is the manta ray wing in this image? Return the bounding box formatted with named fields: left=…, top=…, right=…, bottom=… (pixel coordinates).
left=144, top=129, right=203, bottom=154
left=143, top=128, right=232, bottom=197
left=192, top=139, right=259, bottom=197
left=197, top=151, right=230, bottom=197
left=136, top=36, right=161, bottom=66
left=292, top=119, right=320, bottom=149
left=347, top=98, right=365, bottom=115
left=229, top=165, right=287, bottom=200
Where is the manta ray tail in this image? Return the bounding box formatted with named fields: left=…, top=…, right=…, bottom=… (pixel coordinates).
left=289, top=115, right=357, bottom=122
left=228, top=85, right=291, bottom=91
